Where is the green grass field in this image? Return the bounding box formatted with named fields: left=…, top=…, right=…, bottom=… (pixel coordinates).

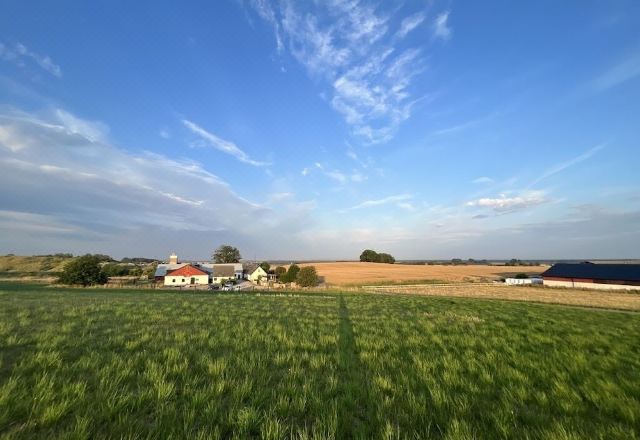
left=0, top=283, right=639, bottom=439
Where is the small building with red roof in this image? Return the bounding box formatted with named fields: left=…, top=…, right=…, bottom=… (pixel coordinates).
left=164, top=264, right=209, bottom=286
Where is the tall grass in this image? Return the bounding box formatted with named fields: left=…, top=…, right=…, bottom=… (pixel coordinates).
left=0, top=284, right=638, bottom=438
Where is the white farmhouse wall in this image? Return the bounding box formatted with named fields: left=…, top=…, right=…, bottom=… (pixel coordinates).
left=164, top=274, right=209, bottom=286
left=249, top=267, right=268, bottom=283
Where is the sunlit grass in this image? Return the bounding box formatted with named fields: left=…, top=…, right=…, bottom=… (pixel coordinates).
left=0, top=283, right=638, bottom=438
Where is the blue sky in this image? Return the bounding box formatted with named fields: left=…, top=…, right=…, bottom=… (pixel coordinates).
left=1, top=1, right=639, bottom=260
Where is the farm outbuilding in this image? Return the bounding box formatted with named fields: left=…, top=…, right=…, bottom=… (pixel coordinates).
left=541, top=263, right=640, bottom=291
left=163, top=264, right=209, bottom=286
left=505, top=277, right=542, bottom=285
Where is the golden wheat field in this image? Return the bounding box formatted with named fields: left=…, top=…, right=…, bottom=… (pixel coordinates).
left=302, top=262, right=546, bottom=285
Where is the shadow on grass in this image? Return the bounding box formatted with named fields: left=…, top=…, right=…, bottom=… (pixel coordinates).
left=337, top=295, right=380, bottom=438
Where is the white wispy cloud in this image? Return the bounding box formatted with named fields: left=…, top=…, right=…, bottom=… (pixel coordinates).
left=314, top=162, right=346, bottom=183
left=0, top=42, right=62, bottom=77
left=591, top=50, right=640, bottom=92
left=397, top=201, right=416, bottom=211
left=472, top=176, right=494, bottom=184
left=433, top=11, right=452, bottom=41
left=182, top=119, right=269, bottom=167
left=346, top=193, right=412, bottom=210
left=249, top=0, right=284, bottom=52
left=528, top=143, right=606, bottom=188
left=396, top=12, right=426, bottom=39
left=350, top=171, right=367, bottom=182
left=247, top=1, right=435, bottom=144
left=305, top=161, right=367, bottom=184
left=0, top=107, right=318, bottom=257
left=466, top=191, right=547, bottom=213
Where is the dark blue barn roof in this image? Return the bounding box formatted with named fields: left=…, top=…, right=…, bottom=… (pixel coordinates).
left=541, top=263, right=640, bottom=282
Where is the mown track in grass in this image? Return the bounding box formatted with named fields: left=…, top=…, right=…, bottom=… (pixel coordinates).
left=0, top=283, right=639, bottom=439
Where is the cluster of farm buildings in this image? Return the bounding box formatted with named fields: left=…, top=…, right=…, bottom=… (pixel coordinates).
left=154, top=254, right=272, bottom=287
left=152, top=253, right=640, bottom=291
left=509, top=263, right=640, bottom=291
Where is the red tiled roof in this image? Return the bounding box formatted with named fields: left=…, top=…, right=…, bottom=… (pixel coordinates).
left=166, top=264, right=208, bottom=277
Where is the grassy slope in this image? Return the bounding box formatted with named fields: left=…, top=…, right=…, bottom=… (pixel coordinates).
left=0, top=255, right=72, bottom=276
left=0, top=284, right=638, bottom=439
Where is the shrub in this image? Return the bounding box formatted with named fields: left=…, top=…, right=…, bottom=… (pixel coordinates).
left=102, top=263, right=130, bottom=277
left=58, top=255, right=108, bottom=286
left=296, top=266, right=319, bottom=287
left=275, top=266, right=286, bottom=279
left=280, top=264, right=300, bottom=283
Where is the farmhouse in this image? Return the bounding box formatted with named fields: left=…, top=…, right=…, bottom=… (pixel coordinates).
left=207, top=265, right=236, bottom=284
left=243, top=263, right=269, bottom=283
left=164, top=264, right=209, bottom=286
left=154, top=254, right=241, bottom=285
left=541, top=263, right=640, bottom=291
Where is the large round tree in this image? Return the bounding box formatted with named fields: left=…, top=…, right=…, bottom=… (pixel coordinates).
left=213, top=245, right=242, bottom=263
left=58, top=255, right=108, bottom=286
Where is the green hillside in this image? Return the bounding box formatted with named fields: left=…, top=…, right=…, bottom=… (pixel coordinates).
left=0, top=254, right=73, bottom=276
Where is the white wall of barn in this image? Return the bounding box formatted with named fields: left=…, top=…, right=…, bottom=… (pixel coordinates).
left=164, top=274, right=209, bottom=286
left=543, top=279, right=640, bottom=291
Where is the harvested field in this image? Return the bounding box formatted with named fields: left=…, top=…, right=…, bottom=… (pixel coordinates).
left=365, top=284, right=640, bottom=311
left=302, top=262, right=545, bottom=286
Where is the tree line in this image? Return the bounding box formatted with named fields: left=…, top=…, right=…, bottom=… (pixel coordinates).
left=359, top=249, right=395, bottom=264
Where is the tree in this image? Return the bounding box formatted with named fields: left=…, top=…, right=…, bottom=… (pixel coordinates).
left=297, top=266, right=319, bottom=287
left=213, top=245, right=241, bottom=263
left=259, top=261, right=271, bottom=272
left=89, top=254, right=114, bottom=262
left=360, top=249, right=379, bottom=262
left=281, top=264, right=300, bottom=283
left=58, top=255, right=108, bottom=286
left=515, top=273, right=529, bottom=279
left=275, top=266, right=286, bottom=280
left=143, top=262, right=158, bottom=280
left=101, top=263, right=130, bottom=277
left=377, top=253, right=395, bottom=264
left=360, top=249, right=395, bottom=264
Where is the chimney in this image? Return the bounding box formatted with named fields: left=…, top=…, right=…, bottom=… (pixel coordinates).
left=169, top=253, right=178, bottom=264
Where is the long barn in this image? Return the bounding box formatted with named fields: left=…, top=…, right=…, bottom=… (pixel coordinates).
left=541, top=263, right=640, bottom=291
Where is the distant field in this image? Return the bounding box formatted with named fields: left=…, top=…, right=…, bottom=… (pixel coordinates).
left=0, top=284, right=638, bottom=439
left=302, top=262, right=546, bottom=285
